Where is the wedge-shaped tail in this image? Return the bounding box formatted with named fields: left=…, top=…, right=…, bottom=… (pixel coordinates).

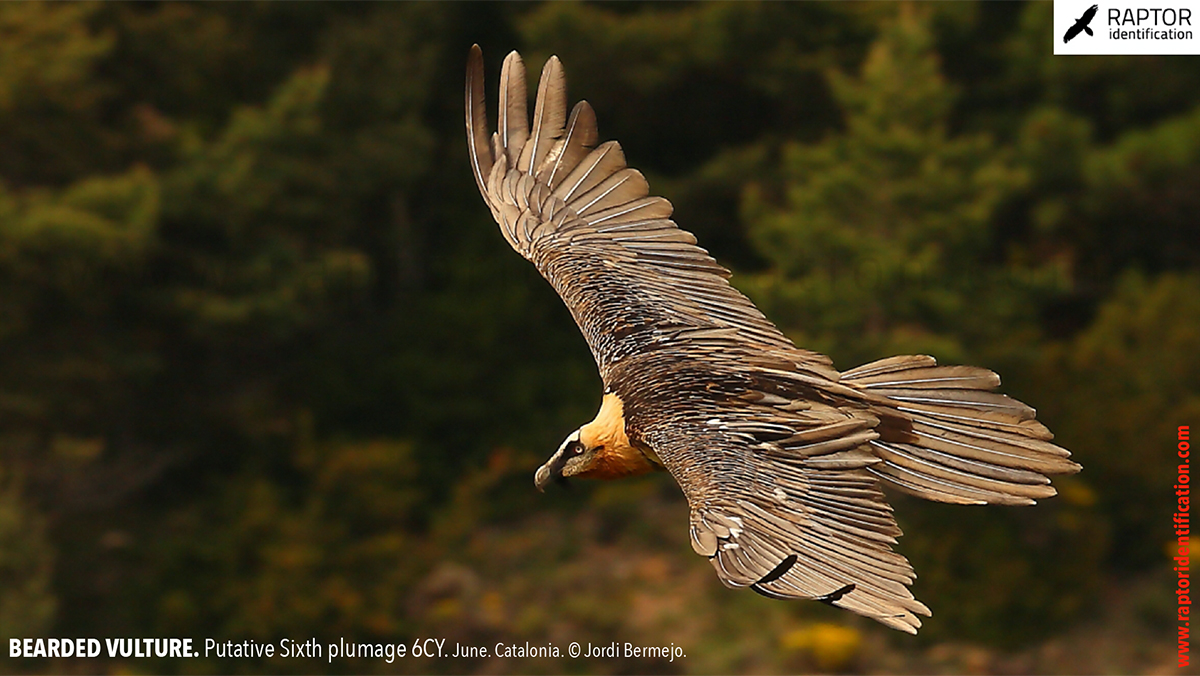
left=843, top=355, right=1080, bottom=506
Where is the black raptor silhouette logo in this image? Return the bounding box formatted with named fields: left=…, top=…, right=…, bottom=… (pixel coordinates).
left=1064, top=4, right=1099, bottom=43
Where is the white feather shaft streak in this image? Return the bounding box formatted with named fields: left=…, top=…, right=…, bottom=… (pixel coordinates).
left=519, top=56, right=567, bottom=175
left=574, top=169, right=649, bottom=216
left=540, top=101, right=598, bottom=189
left=554, top=141, right=626, bottom=204
left=465, top=45, right=493, bottom=198
left=589, top=197, right=674, bottom=227
left=498, top=51, right=528, bottom=161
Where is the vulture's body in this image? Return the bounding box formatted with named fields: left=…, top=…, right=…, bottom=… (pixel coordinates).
left=465, top=46, right=1080, bottom=633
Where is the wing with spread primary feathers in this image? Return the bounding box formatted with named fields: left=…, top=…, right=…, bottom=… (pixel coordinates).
left=466, top=46, right=835, bottom=381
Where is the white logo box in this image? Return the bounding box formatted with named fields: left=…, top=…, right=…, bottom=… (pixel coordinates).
left=1055, top=0, right=1200, bottom=54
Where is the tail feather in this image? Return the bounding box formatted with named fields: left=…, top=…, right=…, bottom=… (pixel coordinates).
left=843, top=355, right=1081, bottom=506
left=841, top=354, right=936, bottom=379
left=895, top=398, right=1053, bottom=439
left=849, top=365, right=1000, bottom=391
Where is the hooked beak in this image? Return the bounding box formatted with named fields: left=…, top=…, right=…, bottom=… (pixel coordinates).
left=534, top=449, right=568, bottom=492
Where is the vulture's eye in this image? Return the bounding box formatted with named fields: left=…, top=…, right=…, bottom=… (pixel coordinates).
left=570, top=441, right=585, bottom=456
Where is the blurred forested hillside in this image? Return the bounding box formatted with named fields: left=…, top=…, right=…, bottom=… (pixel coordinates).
left=1, top=2, right=1198, bottom=674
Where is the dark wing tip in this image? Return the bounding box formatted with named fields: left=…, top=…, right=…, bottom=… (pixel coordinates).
left=817, top=583, right=857, bottom=605
left=756, top=554, right=799, bottom=585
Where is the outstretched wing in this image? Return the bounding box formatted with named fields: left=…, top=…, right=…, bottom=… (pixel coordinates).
left=639, top=354, right=1078, bottom=634
left=466, top=46, right=834, bottom=382
left=651, top=415, right=931, bottom=634
left=613, top=335, right=933, bottom=632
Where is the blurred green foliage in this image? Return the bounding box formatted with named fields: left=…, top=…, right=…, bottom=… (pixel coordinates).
left=0, top=2, right=1196, bottom=673
left=741, top=9, right=1049, bottom=366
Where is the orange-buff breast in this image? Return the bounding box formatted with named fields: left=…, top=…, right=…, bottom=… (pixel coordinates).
left=576, top=394, right=659, bottom=480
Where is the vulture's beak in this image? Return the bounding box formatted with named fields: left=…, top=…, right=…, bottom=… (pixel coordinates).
left=534, top=449, right=567, bottom=492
